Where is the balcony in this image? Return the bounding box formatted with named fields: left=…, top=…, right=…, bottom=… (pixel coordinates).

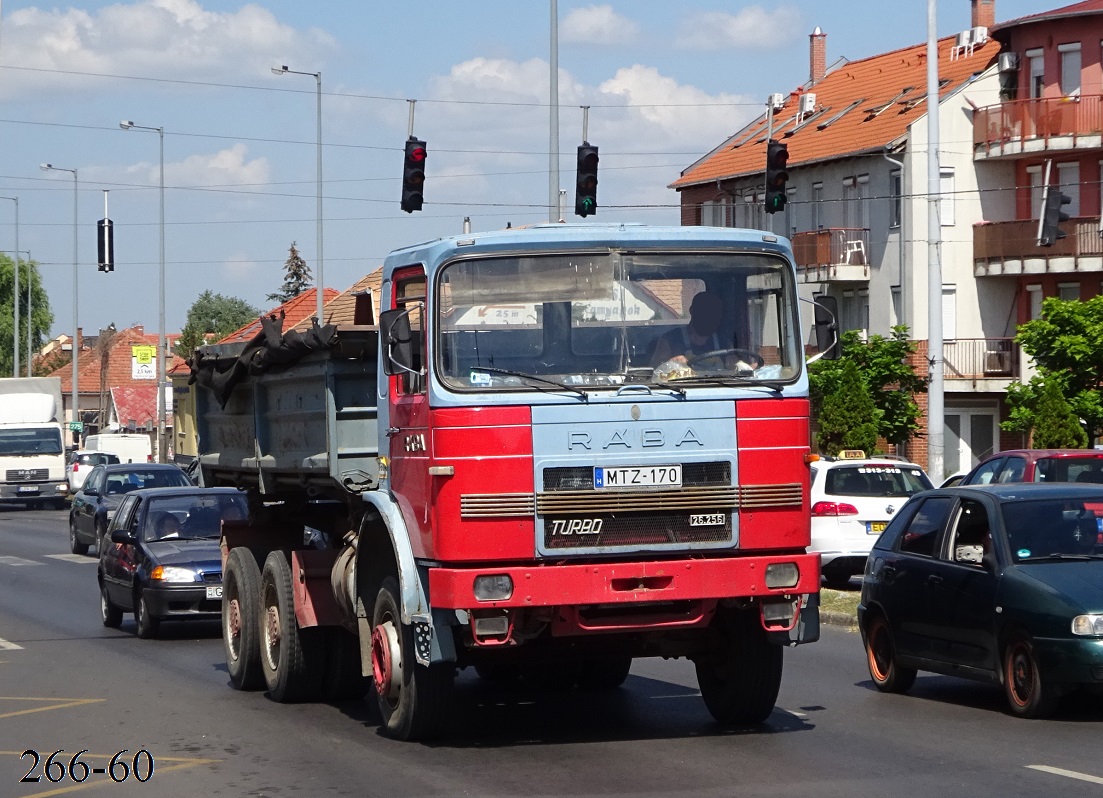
left=791, top=228, right=870, bottom=283
left=973, top=95, right=1103, bottom=160
left=973, top=216, right=1103, bottom=275
left=943, top=338, right=1020, bottom=385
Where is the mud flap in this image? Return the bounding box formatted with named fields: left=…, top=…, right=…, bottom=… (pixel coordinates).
left=767, top=592, right=819, bottom=645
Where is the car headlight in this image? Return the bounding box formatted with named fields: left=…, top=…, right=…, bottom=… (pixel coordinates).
left=1071, top=614, right=1103, bottom=636
left=150, top=565, right=198, bottom=583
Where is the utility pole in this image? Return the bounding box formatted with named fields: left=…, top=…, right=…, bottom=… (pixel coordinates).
left=926, top=0, right=945, bottom=483
left=548, top=0, right=560, bottom=223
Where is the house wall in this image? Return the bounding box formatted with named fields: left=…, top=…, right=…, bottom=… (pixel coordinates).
left=1003, top=16, right=1103, bottom=99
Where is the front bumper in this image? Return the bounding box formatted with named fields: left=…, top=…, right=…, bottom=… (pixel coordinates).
left=0, top=482, right=68, bottom=501
left=1033, top=636, right=1103, bottom=685
left=142, top=583, right=222, bottom=619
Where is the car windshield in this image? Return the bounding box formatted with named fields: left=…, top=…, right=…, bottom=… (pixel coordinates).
left=103, top=468, right=190, bottom=496
left=825, top=464, right=933, bottom=497
left=1032, top=457, right=1103, bottom=484
left=436, top=251, right=802, bottom=391
left=142, top=494, right=248, bottom=542
left=0, top=428, right=63, bottom=456
left=1003, top=498, right=1103, bottom=562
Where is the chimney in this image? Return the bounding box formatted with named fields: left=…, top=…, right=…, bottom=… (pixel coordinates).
left=972, top=0, right=995, bottom=29
left=809, top=27, right=827, bottom=84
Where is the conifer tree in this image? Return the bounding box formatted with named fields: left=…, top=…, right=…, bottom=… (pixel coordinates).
left=1031, top=378, right=1087, bottom=449
left=268, top=242, right=313, bottom=304
left=816, top=359, right=881, bottom=456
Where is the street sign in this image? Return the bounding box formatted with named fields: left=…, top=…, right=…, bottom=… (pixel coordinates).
left=68, top=421, right=84, bottom=431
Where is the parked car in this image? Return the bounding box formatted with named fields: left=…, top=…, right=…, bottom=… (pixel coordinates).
left=939, top=471, right=969, bottom=488
left=961, top=449, right=1103, bottom=486
left=68, top=463, right=191, bottom=555
left=859, top=482, right=1103, bottom=718
left=809, top=451, right=934, bottom=587
left=65, top=450, right=120, bottom=494
left=98, top=486, right=248, bottom=638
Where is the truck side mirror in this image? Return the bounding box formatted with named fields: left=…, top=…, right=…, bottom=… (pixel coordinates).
left=812, top=295, right=840, bottom=361
left=379, top=306, right=423, bottom=378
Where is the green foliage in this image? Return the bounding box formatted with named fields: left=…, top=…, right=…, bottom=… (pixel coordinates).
left=1008, top=295, right=1103, bottom=442
left=1029, top=378, right=1087, bottom=449
left=0, top=254, right=54, bottom=377
left=809, top=326, right=927, bottom=447
left=175, top=291, right=260, bottom=358
left=815, top=358, right=881, bottom=456
left=267, top=242, right=313, bottom=304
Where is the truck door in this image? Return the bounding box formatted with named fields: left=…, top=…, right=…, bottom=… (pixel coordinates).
left=387, top=268, right=432, bottom=555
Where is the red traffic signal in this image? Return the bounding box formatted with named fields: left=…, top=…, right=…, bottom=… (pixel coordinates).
left=401, top=138, right=427, bottom=213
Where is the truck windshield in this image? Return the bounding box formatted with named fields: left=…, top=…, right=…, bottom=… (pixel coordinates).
left=0, top=428, right=64, bottom=456
left=437, top=251, right=801, bottom=391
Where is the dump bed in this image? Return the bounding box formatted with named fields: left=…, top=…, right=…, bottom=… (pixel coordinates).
left=193, top=327, right=379, bottom=501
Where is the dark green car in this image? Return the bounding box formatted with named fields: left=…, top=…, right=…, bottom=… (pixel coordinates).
left=859, top=483, right=1103, bottom=718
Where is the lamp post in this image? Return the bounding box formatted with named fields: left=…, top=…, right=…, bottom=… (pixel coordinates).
left=119, top=121, right=167, bottom=463
left=0, top=195, right=18, bottom=376
left=39, top=164, right=78, bottom=444
left=272, top=64, right=324, bottom=320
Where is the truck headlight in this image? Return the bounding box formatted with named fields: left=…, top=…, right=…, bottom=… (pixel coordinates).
left=1072, top=614, right=1103, bottom=636
left=765, top=562, right=799, bottom=589
left=473, top=574, right=513, bottom=601
left=151, top=566, right=198, bottom=583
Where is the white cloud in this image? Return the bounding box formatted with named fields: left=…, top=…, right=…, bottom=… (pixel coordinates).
left=675, top=6, right=802, bottom=50
left=123, top=143, right=270, bottom=188
left=561, top=5, right=640, bottom=45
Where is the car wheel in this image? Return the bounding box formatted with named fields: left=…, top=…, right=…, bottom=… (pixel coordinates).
left=100, top=582, right=122, bottom=628
left=69, top=517, right=88, bottom=556
left=134, top=589, right=160, bottom=639
left=577, top=656, right=633, bottom=690
left=864, top=613, right=916, bottom=693
left=694, top=605, right=783, bottom=724
left=259, top=550, right=324, bottom=702
left=223, top=548, right=265, bottom=691
left=1003, top=634, right=1059, bottom=718
left=95, top=519, right=108, bottom=556
left=371, top=575, right=454, bottom=740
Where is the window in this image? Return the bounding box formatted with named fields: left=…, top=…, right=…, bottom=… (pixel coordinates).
left=943, top=284, right=957, bottom=340
left=842, top=177, right=856, bottom=229
left=1027, top=49, right=1044, bottom=98
left=996, top=456, right=1027, bottom=483
left=812, top=182, right=823, bottom=230
left=889, top=170, right=902, bottom=228
left=949, top=499, right=991, bottom=567
left=1058, top=281, right=1081, bottom=302
left=1026, top=284, right=1043, bottom=320
left=1027, top=164, right=1045, bottom=219
left=968, top=457, right=1005, bottom=485
left=701, top=200, right=725, bottom=227
left=785, top=187, right=797, bottom=235
left=1059, top=42, right=1081, bottom=96
left=891, top=286, right=901, bottom=325
left=940, top=168, right=955, bottom=226
left=898, top=497, right=954, bottom=557
left=394, top=272, right=427, bottom=395
left=1056, top=162, right=1080, bottom=216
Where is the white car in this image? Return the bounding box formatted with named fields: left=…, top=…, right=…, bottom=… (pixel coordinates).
left=809, top=451, right=934, bottom=588
left=66, top=450, right=120, bottom=494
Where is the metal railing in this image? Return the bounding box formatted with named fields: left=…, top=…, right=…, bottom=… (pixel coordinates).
left=791, top=228, right=870, bottom=269
left=942, top=338, right=1019, bottom=380
left=974, top=95, right=1103, bottom=151
left=974, top=216, right=1103, bottom=261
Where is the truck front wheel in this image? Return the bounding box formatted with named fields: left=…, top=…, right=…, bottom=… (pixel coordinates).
left=223, top=548, right=264, bottom=691
left=371, top=576, right=453, bottom=740
left=694, top=607, right=783, bottom=725
left=259, top=551, right=324, bottom=702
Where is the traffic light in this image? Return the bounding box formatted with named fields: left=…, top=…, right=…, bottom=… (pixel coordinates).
left=575, top=143, right=599, bottom=217
left=764, top=139, right=789, bottom=214
left=1038, top=185, right=1071, bottom=247
left=400, top=137, right=427, bottom=213
left=97, top=218, right=114, bottom=272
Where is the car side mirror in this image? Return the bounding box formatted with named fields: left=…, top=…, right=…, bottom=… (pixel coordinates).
left=84, top=486, right=100, bottom=497
left=110, top=528, right=136, bottom=545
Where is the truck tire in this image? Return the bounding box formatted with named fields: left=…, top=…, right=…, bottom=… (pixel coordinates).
left=577, top=656, right=632, bottom=690
left=259, top=550, right=324, bottom=702
left=694, top=607, right=783, bottom=725
left=322, top=627, right=369, bottom=701
left=371, top=576, right=454, bottom=740
left=69, top=517, right=88, bottom=555
left=223, top=548, right=264, bottom=691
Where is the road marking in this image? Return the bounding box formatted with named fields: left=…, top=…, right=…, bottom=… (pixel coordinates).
left=0, top=639, right=24, bottom=651
left=1027, top=765, right=1103, bottom=785
left=44, top=554, right=97, bottom=564
left=0, top=556, right=41, bottom=567
left=0, top=750, right=221, bottom=797
left=0, top=697, right=105, bottom=719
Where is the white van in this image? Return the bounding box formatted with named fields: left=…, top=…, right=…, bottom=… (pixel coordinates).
left=84, top=433, right=153, bottom=465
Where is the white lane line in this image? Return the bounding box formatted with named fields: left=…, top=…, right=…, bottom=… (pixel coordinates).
left=44, top=554, right=97, bottom=564
left=1027, top=765, right=1103, bottom=785
left=0, top=639, right=24, bottom=651
left=0, top=556, right=41, bottom=567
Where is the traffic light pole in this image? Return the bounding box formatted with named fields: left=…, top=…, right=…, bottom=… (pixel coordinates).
left=763, top=102, right=775, bottom=234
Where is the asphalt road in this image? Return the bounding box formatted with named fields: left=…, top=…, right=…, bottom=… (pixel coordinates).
left=2, top=503, right=1103, bottom=798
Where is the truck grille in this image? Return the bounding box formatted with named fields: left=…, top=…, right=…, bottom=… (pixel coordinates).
left=6, top=468, right=48, bottom=483
left=543, top=511, right=733, bottom=549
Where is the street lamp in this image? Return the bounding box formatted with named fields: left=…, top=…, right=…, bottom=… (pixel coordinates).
left=39, top=164, right=78, bottom=444
left=0, top=195, right=18, bottom=376
left=272, top=64, right=324, bottom=320
left=119, top=120, right=168, bottom=464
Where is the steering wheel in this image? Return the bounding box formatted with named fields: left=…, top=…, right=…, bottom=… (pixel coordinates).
left=686, top=348, right=764, bottom=370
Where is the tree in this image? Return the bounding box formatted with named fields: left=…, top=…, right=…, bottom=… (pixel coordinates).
left=0, top=254, right=54, bottom=377
left=815, top=358, right=880, bottom=456
left=267, top=242, right=313, bottom=304
left=175, top=291, right=260, bottom=358
left=1029, top=378, right=1087, bottom=449
left=809, top=326, right=927, bottom=448
left=1005, top=295, right=1103, bottom=443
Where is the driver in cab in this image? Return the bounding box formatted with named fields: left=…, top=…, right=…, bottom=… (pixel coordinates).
left=651, top=290, right=724, bottom=366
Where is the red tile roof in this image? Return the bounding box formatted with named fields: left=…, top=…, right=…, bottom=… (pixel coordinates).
left=111, top=384, right=158, bottom=428
left=993, top=0, right=1103, bottom=32
left=292, top=269, right=382, bottom=331
left=50, top=326, right=185, bottom=394
left=671, top=35, right=999, bottom=188
left=217, top=286, right=341, bottom=345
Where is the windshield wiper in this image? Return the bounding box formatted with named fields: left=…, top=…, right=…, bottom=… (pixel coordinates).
left=468, top=366, right=588, bottom=400
left=1024, top=553, right=1103, bottom=562
left=669, top=375, right=784, bottom=392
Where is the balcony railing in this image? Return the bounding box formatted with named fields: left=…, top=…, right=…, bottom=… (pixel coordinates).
left=943, top=338, right=1019, bottom=380
left=791, top=228, right=870, bottom=282
left=974, top=95, right=1103, bottom=156
left=974, top=216, right=1103, bottom=264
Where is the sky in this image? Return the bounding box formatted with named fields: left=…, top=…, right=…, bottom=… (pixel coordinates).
left=0, top=0, right=1044, bottom=338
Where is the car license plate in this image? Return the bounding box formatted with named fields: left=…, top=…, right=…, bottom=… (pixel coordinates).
left=594, top=465, right=681, bottom=489
left=205, top=586, right=222, bottom=600
left=690, top=513, right=726, bottom=526
left=16, top=486, right=39, bottom=494
left=867, top=521, right=887, bottom=535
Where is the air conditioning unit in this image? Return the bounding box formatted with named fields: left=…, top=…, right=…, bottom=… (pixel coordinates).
left=799, top=92, right=817, bottom=116
left=998, top=51, right=1020, bottom=72
left=768, top=92, right=785, bottom=111
left=971, top=26, right=989, bottom=45
left=956, top=29, right=973, bottom=48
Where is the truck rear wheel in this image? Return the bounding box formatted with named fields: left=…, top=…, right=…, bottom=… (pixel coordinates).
left=322, top=627, right=369, bottom=701
left=577, top=656, right=632, bottom=690
left=223, top=548, right=264, bottom=691
left=371, top=576, right=453, bottom=740
left=695, top=607, right=783, bottom=725
left=260, top=551, right=324, bottom=702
